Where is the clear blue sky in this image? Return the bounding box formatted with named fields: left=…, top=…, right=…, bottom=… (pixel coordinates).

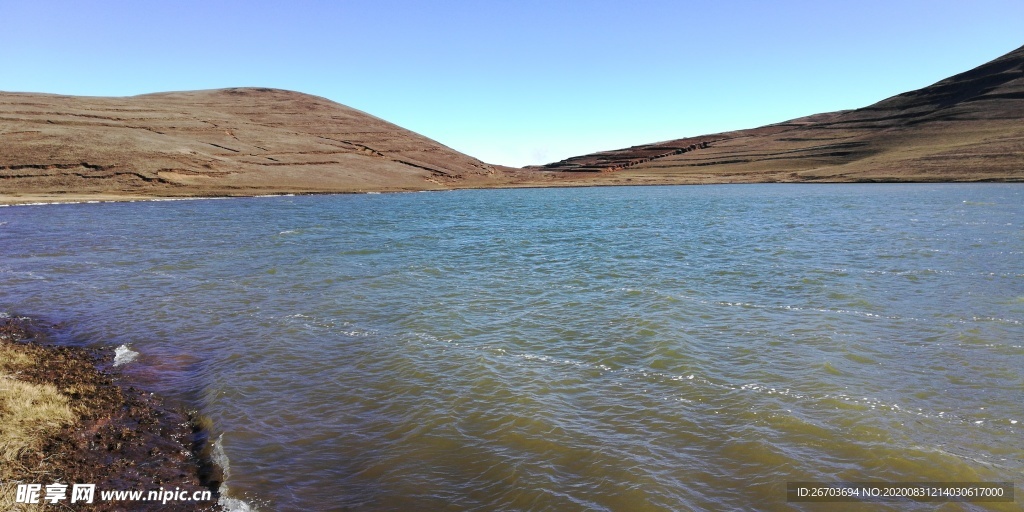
left=2, top=1, right=1021, bottom=167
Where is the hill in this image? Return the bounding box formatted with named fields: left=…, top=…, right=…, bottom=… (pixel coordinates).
left=0, top=88, right=509, bottom=202
left=2, top=45, right=1022, bottom=203
left=537, top=44, right=1023, bottom=184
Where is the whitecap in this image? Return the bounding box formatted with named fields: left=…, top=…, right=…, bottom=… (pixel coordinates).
left=112, top=344, right=139, bottom=366
left=212, top=434, right=257, bottom=511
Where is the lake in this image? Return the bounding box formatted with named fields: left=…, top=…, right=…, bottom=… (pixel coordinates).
left=2, top=184, right=1021, bottom=511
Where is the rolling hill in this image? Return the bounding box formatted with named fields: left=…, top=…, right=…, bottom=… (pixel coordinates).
left=1, top=44, right=1021, bottom=204
left=0, top=87, right=508, bottom=201
left=538, top=44, right=1023, bottom=183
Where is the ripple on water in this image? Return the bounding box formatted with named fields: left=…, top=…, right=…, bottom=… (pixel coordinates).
left=0, top=184, right=1021, bottom=510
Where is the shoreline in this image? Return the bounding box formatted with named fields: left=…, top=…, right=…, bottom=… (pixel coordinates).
left=0, top=316, right=223, bottom=511
left=2, top=177, right=1022, bottom=206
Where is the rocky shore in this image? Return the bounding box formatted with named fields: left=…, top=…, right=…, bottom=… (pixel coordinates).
left=0, top=316, right=222, bottom=511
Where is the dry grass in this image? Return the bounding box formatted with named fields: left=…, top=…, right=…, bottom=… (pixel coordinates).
left=0, top=342, right=77, bottom=511
left=0, top=322, right=220, bottom=510
left=0, top=376, right=75, bottom=462
left=0, top=350, right=32, bottom=372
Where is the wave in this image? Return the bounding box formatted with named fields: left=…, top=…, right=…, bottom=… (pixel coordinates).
left=212, top=434, right=258, bottom=511
left=112, top=344, right=139, bottom=366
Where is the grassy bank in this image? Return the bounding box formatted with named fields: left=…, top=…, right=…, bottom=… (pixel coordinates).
left=0, top=317, right=222, bottom=511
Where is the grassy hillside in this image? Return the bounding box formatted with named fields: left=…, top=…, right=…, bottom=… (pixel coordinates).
left=1, top=45, right=1021, bottom=203
left=539, top=44, right=1023, bottom=183
left=0, top=88, right=504, bottom=199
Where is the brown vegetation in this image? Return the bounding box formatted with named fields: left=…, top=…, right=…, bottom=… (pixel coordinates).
left=1, top=45, right=1021, bottom=204
left=538, top=44, right=1024, bottom=184
left=0, top=87, right=510, bottom=202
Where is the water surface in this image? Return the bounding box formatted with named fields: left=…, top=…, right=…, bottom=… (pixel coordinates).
left=2, top=184, right=1021, bottom=510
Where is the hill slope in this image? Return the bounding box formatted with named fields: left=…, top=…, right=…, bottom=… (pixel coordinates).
left=0, top=88, right=503, bottom=199
left=2, top=45, right=1021, bottom=203
left=538, top=44, right=1024, bottom=183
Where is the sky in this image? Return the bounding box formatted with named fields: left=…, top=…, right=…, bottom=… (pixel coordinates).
left=1, top=1, right=1022, bottom=168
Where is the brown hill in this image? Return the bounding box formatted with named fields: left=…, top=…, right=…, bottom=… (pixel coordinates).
left=2, top=45, right=1021, bottom=204
left=538, top=44, right=1024, bottom=183
left=0, top=87, right=509, bottom=201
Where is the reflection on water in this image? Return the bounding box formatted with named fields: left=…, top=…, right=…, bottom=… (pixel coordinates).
left=2, top=184, right=1022, bottom=511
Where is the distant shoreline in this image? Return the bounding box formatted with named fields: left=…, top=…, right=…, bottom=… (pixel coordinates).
left=3, top=178, right=1022, bottom=206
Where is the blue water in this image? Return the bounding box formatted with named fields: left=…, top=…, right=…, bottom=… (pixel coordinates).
left=2, top=184, right=1022, bottom=511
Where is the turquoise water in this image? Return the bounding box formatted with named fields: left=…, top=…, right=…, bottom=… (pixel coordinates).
left=1, top=184, right=1022, bottom=511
